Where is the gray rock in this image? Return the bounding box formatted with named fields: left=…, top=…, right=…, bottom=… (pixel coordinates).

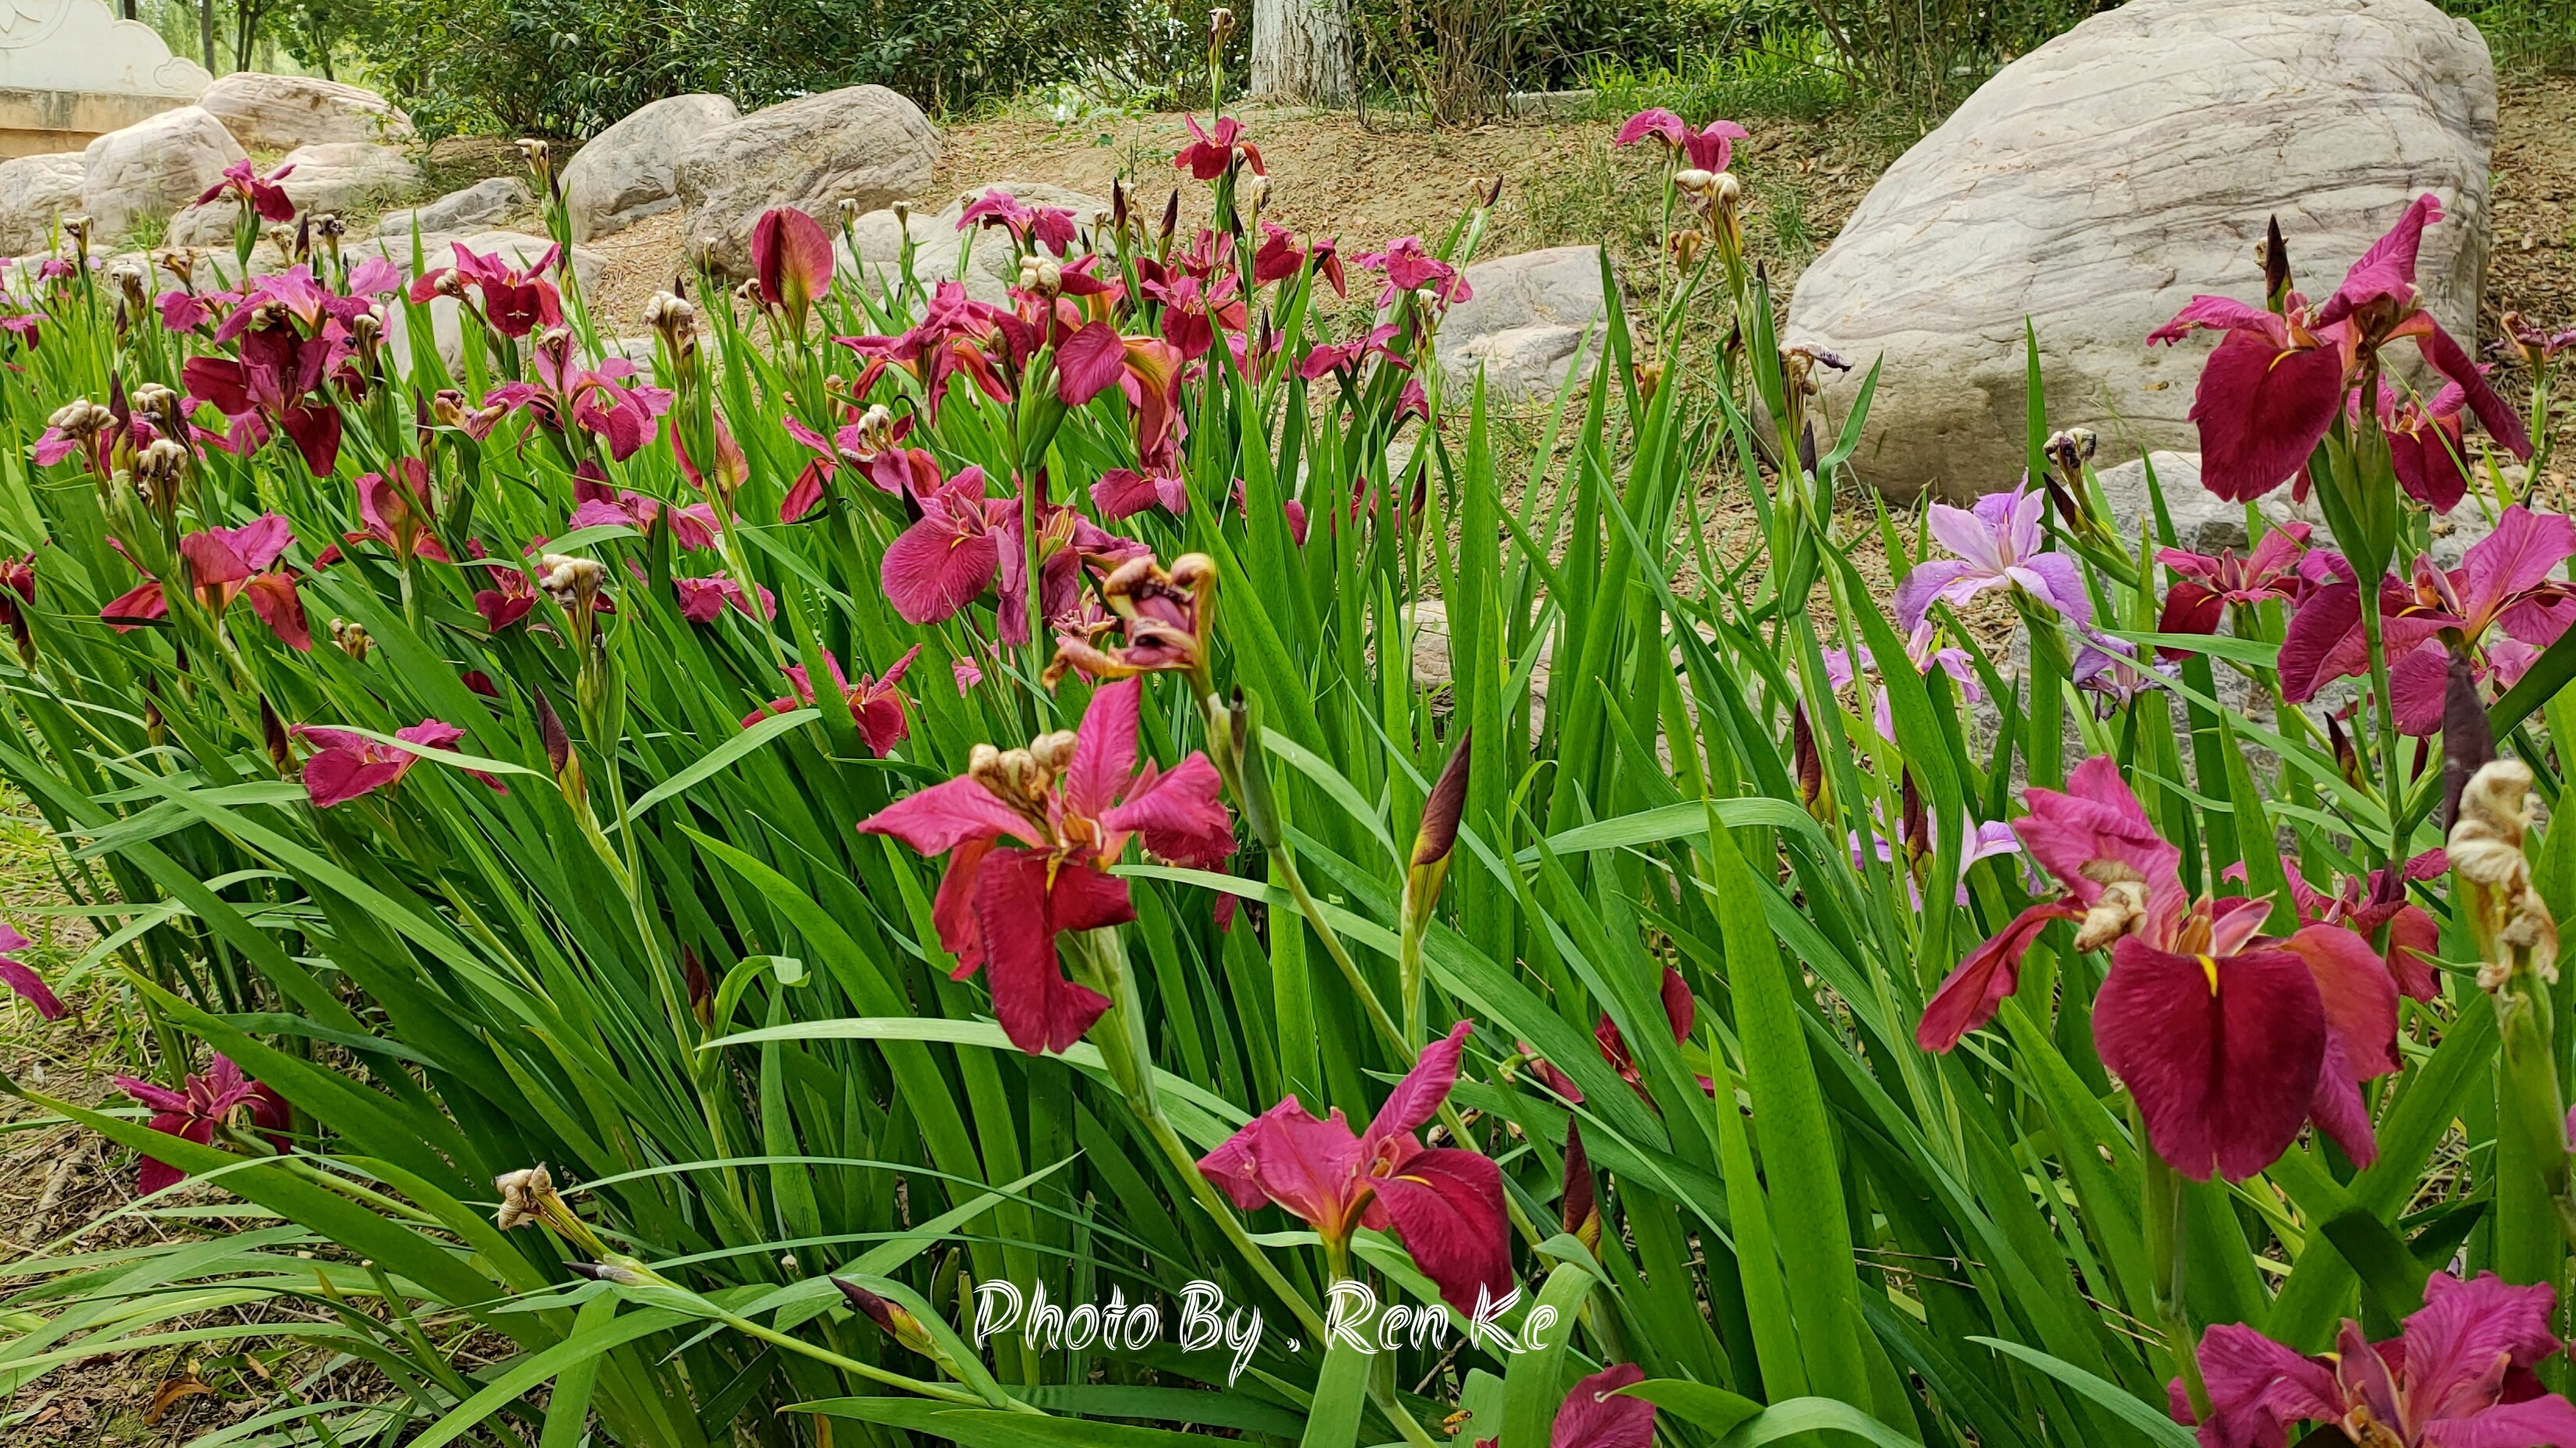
left=839, top=182, right=1110, bottom=304
left=80, top=105, right=245, bottom=244
left=379, top=176, right=530, bottom=236
left=0, top=154, right=85, bottom=257
left=1784, top=0, right=2496, bottom=501
left=2094, top=449, right=2495, bottom=568
left=563, top=93, right=741, bottom=242
left=674, top=86, right=940, bottom=277
left=1438, top=245, right=1604, bottom=402
left=167, top=140, right=424, bottom=243
left=198, top=72, right=413, bottom=152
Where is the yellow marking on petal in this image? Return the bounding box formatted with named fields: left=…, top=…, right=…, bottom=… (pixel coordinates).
left=2200, top=955, right=2220, bottom=995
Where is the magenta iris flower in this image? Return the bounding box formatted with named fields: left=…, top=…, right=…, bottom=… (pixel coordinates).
left=101, top=514, right=311, bottom=651
left=2280, top=506, right=2576, bottom=734
left=2173, top=1272, right=2576, bottom=1448
left=1613, top=109, right=1749, bottom=173
left=2148, top=195, right=2529, bottom=503
left=484, top=333, right=672, bottom=463
left=958, top=189, right=1078, bottom=257
left=1198, top=1020, right=1514, bottom=1316
left=0, top=924, right=65, bottom=1020
left=2156, top=523, right=2313, bottom=648
left=743, top=645, right=917, bottom=757
left=1893, top=480, right=2092, bottom=632
left=1918, top=757, right=2398, bottom=1181
left=859, top=679, right=1233, bottom=1053
left=1545, top=1364, right=1657, bottom=1448
left=409, top=241, right=564, bottom=338
left=294, top=719, right=508, bottom=809
left=567, top=466, right=722, bottom=551
left=196, top=158, right=297, bottom=223
left=1174, top=115, right=1263, bottom=180
left=750, top=206, right=835, bottom=322
left=115, top=1054, right=291, bottom=1195
left=345, top=458, right=448, bottom=566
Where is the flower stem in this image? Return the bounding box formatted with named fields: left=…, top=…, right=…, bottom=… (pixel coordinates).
left=2138, top=1114, right=2209, bottom=1419
left=1075, top=928, right=1330, bottom=1341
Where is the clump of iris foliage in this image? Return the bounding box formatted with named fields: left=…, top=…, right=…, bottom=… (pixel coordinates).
left=5, top=26, right=2576, bottom=1448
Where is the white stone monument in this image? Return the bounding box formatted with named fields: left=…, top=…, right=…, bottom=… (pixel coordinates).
left=1, top=0, right=210, bottom=157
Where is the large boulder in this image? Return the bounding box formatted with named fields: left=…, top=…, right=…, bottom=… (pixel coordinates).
left=840, top=182, right=1108, bottom=304
left=81, top=106, right=245, bottom=244
left=166, top=142, right=424, bottom=245
left=1438, top=245, right=1605, bottom=403
left=563, top=93, right=741, bottom=242
left=379, top=176, right=531, bottom=236
left=675, top=86, right=939, bottom=277
left=0, top=154, right=86, bottom=257
left=2092, top=449, right=2494, bottom=568
left=198, top=72, right=414, bottom=152
left=1783, top=0, right=2495, bottom=501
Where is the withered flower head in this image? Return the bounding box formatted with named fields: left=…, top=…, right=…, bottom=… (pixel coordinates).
left=493, top=1162, right=556, bottom=1231
left=2073, top=860, right=2151, bottom=952
left=330, top=617, right=371, bottom=661
left=836, top=196, right=859, bottom=228
left=1044, top=552, right=1217, bottom=690
left=2450, top=758, right=2558, bottom=987
left=537, top=553, right=605, bottom=611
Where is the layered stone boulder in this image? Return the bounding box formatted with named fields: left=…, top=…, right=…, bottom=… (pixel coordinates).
left=563, top=93, right=741, bottom=242
left=1782, top=0, right=2495, bottom=500
left=197, top=72, right=413, bottom=151
left=673, top=86, right=938, bottom=277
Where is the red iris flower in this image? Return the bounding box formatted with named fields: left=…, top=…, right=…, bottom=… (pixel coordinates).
left=1197, top=1020, right=1515, bottom=1316
left=750, top=206, right=835, bottom=330
left=1354, top=238, right=1472, bottom=310
left=1613, top=108, right=1749, bottom=173
left=102, top=514, right=311, bottom=650
left=196, top=158, right=297, bottom=223
left=671, top=571, right=775, bottom=625
left=838, top=282, right=1014, bottom=423
left=743, top=645, right=917, bottom=756
left=2155, top=522, right=2311, bottom=653
left=2173, top=1271, right=2576, bottom=1448
left=293, top=718, right=507, bottom=809
left=0, top=924, right=65, bottom=1020
left=182, top=311, right=347, bottom=476
left=1174, top=115, right=1263, bottom=180
left=779, top=406, right=924, bottom=521
left=2274, top=849, right=2448, bottom=1002
left=1142, top=272, right=1245, bottom=362
left=2279, top=506, right=2576, bottom=734
left=345, top=457, right=449, bottom=566
left=1918, top=756, right=2398, bottom=1181
left=1299, top=324, right=1407, bottom=383
left=959, top=189, right=1079, bottom=257
left=859, top=678, right=1234, bottom=1052
left=880, top=464, right=1145, bottom=645
left=470, top=542, right=539, bottom=632
left=410, top=241, right=564, bottom=339
left=2148, top=195, right=2530, bottom=503
left=2373, top=374, right=2480, bottom=512
left=567, top=465, right=722, bottom=551
left=484, top=331, right=672, bottom=462
left=115, top=1054, right=291, bottom=1195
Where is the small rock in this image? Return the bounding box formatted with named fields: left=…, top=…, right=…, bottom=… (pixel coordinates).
left=674, top=85, right=940, bottom=277
left=563, top=93, right=742, bottom=242
left=1438, top=245, right=1604, bottom=402
left=0, top=154, right=86, bottom=257
left=379, top=176, right=531, bottom=236
left=81, top=106, right=245, bottom=245
left=198, top=72, right=414, bottom=152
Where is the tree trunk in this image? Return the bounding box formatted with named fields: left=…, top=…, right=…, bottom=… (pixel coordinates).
left=1248, top=0, right=1351, bottom=105
left=199, top=0, right=215, bottom=72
